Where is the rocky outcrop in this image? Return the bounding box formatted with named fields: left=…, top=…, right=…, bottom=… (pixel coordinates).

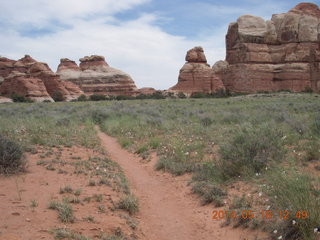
left=137, top=87, right=157, bottom=95
left=0, top=55, right=83, bottom=102
left=0, top=96, right=13, bottom=104
left=57, top=55, right=138, bottom=96
left=220, top=2, right=320, bottom=93
left=170, top=47, right=225, bottom=94
left=0, top=72, right=54, bottom=102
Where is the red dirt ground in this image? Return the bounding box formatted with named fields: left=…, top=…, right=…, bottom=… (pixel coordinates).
left=0, top=129, right=270, bottom=240
left=96, top=128, right=269, bottom=240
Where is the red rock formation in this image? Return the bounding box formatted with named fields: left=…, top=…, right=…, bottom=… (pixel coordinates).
left=0, top=56, right=83, bottom=102
left=57, top=58, right=80, bottom=72
left=0, top=72, right=54, bottom=102
left=137, top=87, right=157, bottom=95
left=170, top=47, right=225, bottom=94
left=220, top=2, right=320, bottom=93
left=57, top=55, right=138, bottom=96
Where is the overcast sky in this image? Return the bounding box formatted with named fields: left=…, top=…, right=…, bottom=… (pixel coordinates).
left=0, top=0, right=318, bottom=89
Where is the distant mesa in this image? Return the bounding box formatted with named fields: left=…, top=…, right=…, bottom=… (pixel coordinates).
left=57, top=55, right=138, bottom=96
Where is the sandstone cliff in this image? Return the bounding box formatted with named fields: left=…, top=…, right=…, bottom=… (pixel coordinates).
left=218, top=2, right=320, bottom=93
left=170, top=47, right=225, bottom=94
left=57, top=55, right=138, bottom=96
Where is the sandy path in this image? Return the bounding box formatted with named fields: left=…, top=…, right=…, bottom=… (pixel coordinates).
left=96, top=128, right=268, bottom=240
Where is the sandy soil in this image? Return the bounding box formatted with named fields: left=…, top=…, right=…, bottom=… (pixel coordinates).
left=96, top=127, right=269, bottom=240
left=0, top=146, right=141, bottom=240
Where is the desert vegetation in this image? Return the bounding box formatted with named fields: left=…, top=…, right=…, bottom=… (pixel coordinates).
left=0, top=93, right=319, bottom=239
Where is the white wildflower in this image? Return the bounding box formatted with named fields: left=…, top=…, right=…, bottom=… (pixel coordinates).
left=273, top=230, right=278, bottom=234
left=278, top=236, right=282, bottom=239
left=259, top=192, right=263, bottom=197
left=292, top=220, right=296, bottom=225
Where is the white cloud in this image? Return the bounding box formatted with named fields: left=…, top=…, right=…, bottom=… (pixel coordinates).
left=1, top=0, right=150, bottom=26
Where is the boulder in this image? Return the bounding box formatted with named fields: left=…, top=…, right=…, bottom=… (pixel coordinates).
left=0, top=96, right=13, bottom=104
left=137, top=87, right=157, bottom=95
left=170, top=47, right=225, bottom=94
left=57, top=55, right=138, bottom=96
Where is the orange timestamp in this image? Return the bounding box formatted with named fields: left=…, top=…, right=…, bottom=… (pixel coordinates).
left=212, top=210, right=309, bottom=220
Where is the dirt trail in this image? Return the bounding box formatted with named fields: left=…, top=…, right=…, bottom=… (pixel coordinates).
left=96, top=128, right=267, bottom=240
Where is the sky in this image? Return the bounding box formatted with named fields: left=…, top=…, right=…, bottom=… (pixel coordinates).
left=1, top=0, right=319, bottom=89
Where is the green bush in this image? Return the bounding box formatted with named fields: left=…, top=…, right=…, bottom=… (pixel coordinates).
left=116, top=194, right=139, bottom=215
left=77, top=94, right=88, bottom=101
left=218, top=124, right=285, bottom=179
left=177, top=92, right=187, bottom=99
left=191, top=181, right=226, bottom=206
left=311, top=114, right=320, bottom=136
left=10, top=93, right=33, bottom=103
left=52, top=91, right=65, bottom=102
left=89, top=94, right=107, bottom=101
left=0, top=135, right=25, bottom=174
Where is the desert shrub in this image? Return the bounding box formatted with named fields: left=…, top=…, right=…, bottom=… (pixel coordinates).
left=191, top=181, right=226, bottom=206
left=50, top=229, right=91, bottom=240
left=49, top=201, right=75, bottom=223
left=304, top=141, right=320, bottom=161
left=150, top=91, right=166, bottom=99
left=77, top=94, right=88, bottom=101
left=116, top=194, right=139, bottom=215
left=135, top=145, right=148, bottom=154
left=200, top=116, right=213, bottom=127
left=177, top=92, right=187, bottom=99
left=115, top=95, right=133, bottom=101
left=89, top=94, right=106, bottom=101
left=52, top=91, right=65, bottom=102
left=0, top=135, right=25, bottom=174
left=190, top=90, right=229, bottom=98
left=89, top=109, right=109, bottom=124
left=10, top=93, right=33, bottom=103
left=311, top=114, right=320, bottom=136
left=148, top=137, right=161, bottom=149
left=155, top=156, right=194, bottom=175
left=191, top=92, right=209, bottom=98
left=302, top=86, right=313, bottom=93
left=226, top=195, right=253, bottom=228
left=218, top=124, right=285, bottom=180
left=266, top=169, right=320, bottom=240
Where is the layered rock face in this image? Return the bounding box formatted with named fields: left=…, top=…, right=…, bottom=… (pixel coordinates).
left=0, top=55, right=84, bottom=102
left=170, top=47, right=225, bottom=94
left=221, top=3, right=320, bottom=93
left=57, top=55, right=138, bottom=96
